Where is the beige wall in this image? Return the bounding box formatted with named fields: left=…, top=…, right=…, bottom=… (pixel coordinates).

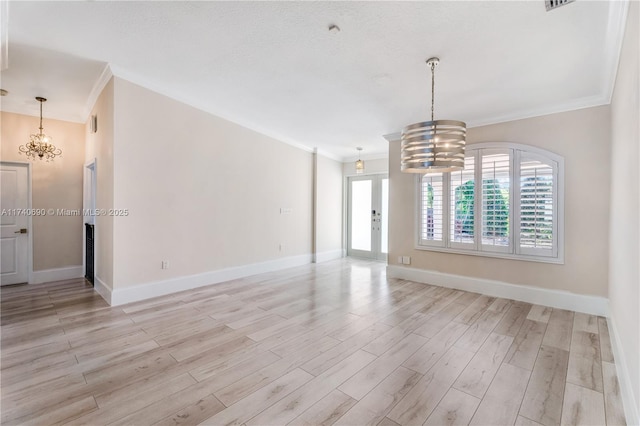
left=110, top=77, right=313, bottom=289
left=1, top=111, right=85, bottom=271
left=609, top=1, right=639, bottom=418
left=316, top=154, right=343, bottom=255
left=389, top=105, right=611, bottom=297
left=85, top=78, right=115, bottom=288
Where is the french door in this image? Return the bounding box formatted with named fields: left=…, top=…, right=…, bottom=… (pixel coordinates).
left=347, top=174, right=388, bottom=260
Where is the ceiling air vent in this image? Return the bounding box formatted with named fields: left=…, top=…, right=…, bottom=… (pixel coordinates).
left=545, top=0, right=575, bottom=11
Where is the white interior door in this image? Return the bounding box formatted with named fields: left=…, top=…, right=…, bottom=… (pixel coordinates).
left=1, top=163, right=30, bottom=285
left=347, top=174, right=388, bottom=260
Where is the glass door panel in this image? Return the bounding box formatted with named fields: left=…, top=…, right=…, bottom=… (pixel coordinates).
left=351, top=180, right=372, bottom=251
left=347, top=174, right=388, bottom=260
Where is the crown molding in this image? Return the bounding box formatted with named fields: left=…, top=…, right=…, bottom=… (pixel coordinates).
left=383, top=132, right=402, bottom=143
left=314, top=148, right=343, bottom=162
left=465, top=93, right=610, bottom=129
left=107, top=64, right=316, bottom=156
left=342, top=151, right=389, bottom=163
left=81, top=63, right=114, bottom=122
left=384, top=92, right=610, bottom=140
left=601, top=0, right=630, bottom=104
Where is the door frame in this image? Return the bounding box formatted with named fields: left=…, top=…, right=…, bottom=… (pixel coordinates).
left=1, top=161, right=33, bottom=284
left=346, top=173, right=388, bottom=261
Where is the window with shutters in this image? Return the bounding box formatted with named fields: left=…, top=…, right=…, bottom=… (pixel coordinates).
left=416, top=143, right=564, bottom=263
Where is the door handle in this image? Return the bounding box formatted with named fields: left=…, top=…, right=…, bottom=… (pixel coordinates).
left=14, top=228, right=28, bottom=234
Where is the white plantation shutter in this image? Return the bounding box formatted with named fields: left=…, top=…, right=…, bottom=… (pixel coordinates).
left=416, top=143, right=563, bottom=263
left=519, top=155, right=556, bottom=256
left=481, top=151, right=511, bottom=252
left=450, top=156, right=475, bottom=247
left=420, top=173, right=444, bottom=245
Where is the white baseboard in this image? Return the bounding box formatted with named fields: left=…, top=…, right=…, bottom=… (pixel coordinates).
left=314, top=249, right=345, bottom=263
left=109, top=253, right=313, bottom=306
left=30, top=265, right=84, bottom=284
left=386, top=265, right=609, bottom=316
left=608, top=315, right=640, bottom=426
left=94, top=275, right=112, bottom=305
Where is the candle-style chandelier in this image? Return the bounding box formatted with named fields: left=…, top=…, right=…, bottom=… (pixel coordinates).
left=19, top=97, right=62, bottom=161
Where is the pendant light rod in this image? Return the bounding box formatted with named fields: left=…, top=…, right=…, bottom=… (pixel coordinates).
left=36, top=97, right=46, bottom=133
left=427, top=57, right=439, bottom=121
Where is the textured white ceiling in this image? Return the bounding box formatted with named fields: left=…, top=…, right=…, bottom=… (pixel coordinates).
left=1, top=1, right=628, bottom=160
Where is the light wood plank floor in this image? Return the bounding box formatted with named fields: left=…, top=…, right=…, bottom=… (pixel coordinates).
left=1, top=259, right=626, bottom=426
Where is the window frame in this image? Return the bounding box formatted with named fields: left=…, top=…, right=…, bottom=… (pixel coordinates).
left=414, top=142, right=564, bottom=264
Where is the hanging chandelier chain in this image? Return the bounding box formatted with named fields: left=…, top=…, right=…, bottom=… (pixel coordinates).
left=430, top=61, right=435, bottom=122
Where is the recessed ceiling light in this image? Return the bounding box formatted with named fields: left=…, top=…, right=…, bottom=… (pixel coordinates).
left=328, top=24, right=341, bottom=34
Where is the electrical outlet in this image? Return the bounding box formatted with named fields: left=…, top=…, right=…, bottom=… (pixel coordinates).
left=161, top=261, right=169, bottom=269
left=402, top=256, right=411, bottom=265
